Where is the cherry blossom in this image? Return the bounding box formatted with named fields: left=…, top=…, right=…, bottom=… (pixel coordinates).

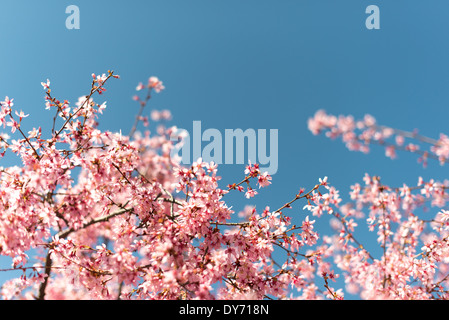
left=0, top=74, right=449, bottom=301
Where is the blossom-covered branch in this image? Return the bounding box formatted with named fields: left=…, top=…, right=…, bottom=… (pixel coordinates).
left=1, top=76, right=449, bottom=300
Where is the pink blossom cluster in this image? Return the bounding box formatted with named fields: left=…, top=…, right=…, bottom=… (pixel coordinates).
left=136, top=76, right=165, bottom=93
left=320, top=173, right=449, bottom=299
left=150, top=110, right=172, bottom=122
left=307, top=110, right=449, bottom=299
left=0, top=72, right=338, bottom=300
left=308, top=109, right=449, bottom=167
left=1, top=75, right=449, bottom=300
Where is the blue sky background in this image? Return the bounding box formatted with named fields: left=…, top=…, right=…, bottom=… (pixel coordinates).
left=1, top=0, right=449, bottom=298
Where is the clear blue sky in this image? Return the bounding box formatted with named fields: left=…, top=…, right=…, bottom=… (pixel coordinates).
left=1, top=1, right=449, bottom=298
